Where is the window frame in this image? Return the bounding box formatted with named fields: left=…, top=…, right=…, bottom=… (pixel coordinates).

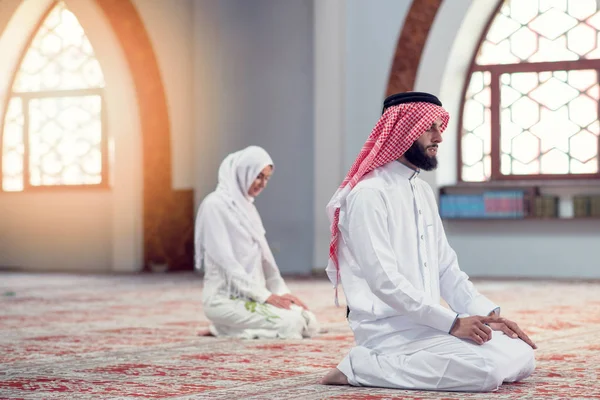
left=458, top=0, right=600, bottom=183
left=0, top=1, right=109, bottom=193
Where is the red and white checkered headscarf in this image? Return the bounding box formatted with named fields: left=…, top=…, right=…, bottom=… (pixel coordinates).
left=325, top=101, right=449, bottom=305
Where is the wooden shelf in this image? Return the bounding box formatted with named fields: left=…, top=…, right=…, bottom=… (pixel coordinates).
left=439, top=185, right=600, bottom=220
left=443, top=217, right=600, bottom=221
left=446, top=180, right=600, bottom=188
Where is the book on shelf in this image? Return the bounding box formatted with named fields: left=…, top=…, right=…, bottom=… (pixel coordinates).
left=440, top=190, right=525, bottom=219
left=570, top=196, right=600, bottom=218
left=590, top=196, right=600, bottom=217
left=532, top=196, right=558, bottom=218
left=440, top=194, right=484, bottom=218
left=484, top=191, right=525, bottom=218
left=573, top=196, right=590, bottom=218
left=441, top=186, right=600, bottom=220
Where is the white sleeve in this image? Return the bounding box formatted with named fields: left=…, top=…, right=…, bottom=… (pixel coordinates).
left=434, top=203, right=499, bottom=317
left=262, top=245, right=291, bottom=295
left=342, top=188, right=458, bottom=333
left=200, top=203, right=272, bottom=303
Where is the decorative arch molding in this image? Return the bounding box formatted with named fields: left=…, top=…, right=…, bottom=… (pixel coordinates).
left=94, top=0, right=193, bottom=271
left=386, top=0, right=444, bottom=96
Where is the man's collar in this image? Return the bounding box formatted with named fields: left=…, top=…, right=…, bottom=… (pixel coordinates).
left=392, top=160, right=420, bottom=180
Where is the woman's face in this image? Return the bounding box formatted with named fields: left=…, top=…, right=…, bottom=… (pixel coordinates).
left=247, top=165, right=273, bottom=197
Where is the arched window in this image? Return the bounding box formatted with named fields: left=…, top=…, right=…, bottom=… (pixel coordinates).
left=1, top=1, right=106, bottom=192
left=460, top=0, right=600, bottom=182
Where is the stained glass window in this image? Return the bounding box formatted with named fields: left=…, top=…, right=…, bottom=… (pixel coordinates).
left=461, top=0, right=600, bottom=181
left=1, top=1, right=106, bottom=191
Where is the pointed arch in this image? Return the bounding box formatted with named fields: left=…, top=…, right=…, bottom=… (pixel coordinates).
left=386, top=0, right=443, bottom=96
left=94, top=0, right=193, bottom=270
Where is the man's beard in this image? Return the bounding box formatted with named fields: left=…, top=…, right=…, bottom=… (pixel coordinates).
left=403, top=141, right=438, bottom=171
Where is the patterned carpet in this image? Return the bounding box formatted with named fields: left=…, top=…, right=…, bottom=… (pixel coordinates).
left=1, top=272, right=599, bottom=399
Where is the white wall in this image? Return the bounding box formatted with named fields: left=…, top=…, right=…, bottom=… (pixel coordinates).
left=344, top=0, right=412, bottom=170
left=132, top=0, right=194, bottom=190
left=313, top=0, right=345, bottom=268
left=192, top=0, right=221, bottom=207
left=193, top=0, right=315, bottom=275
left=312, top=0, right=412, bottom=268
left=0, top=193, right=112, bottom=271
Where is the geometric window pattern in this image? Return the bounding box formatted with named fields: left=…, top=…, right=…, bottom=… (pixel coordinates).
left=1, top=1, right=105, bottom=191
left=461, top=0, right=600, bottom=181
left=462, top=71, right=493, bottom=182
left=500, top=70, right=599, bottom=176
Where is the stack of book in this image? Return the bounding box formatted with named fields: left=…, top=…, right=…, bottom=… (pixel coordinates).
left=483, top=191, right=525, bottom=218
left=440, top=190, right=525, bottom=219
left=439, top=194, right=485, bottom=218
left=532, top=196, right=559, bottom=218
left=573, top=196, right=589, bottom=217
left=573, top=195, right=600, bottom=217
left=592, top=196, right=600, bottom=217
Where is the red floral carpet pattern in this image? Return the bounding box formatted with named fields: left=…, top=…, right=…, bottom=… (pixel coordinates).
left=1, top=273, right=599, bottom=399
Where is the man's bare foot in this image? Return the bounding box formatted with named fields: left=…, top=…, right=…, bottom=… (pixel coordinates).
left=320, top=368, right=349, bottom=385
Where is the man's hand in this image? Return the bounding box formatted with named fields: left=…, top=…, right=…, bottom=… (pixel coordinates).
left=450, top=316, right=495, bottom=345
left=265, top=294, right=293, bottom=309
left=487, top=318, right=537, bottom=349
left=281, top=293, right=308, bottom=310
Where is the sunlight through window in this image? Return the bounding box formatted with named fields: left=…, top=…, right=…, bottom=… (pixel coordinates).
left=461, top=0, right=600, bottom=182
left=1, top=1, right=106, bottom=191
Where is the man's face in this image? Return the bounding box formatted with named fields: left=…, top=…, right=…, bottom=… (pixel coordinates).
left=247, top=165, right=273, bottom=197
left=403, top=118, right=443, bottom=171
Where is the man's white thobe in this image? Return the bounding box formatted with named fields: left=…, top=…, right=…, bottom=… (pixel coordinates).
left=335, top=161, right=535, bottom=392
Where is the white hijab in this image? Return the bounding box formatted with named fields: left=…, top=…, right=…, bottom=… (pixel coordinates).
left=195, top=146, right=275, bottom=271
